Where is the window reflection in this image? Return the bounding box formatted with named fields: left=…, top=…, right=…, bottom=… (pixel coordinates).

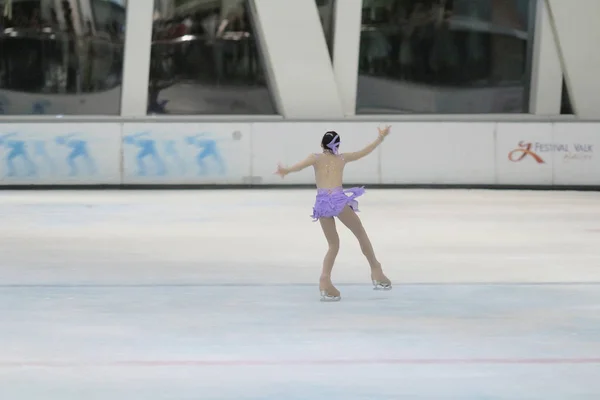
left=0, top=0, right=126, bottom=115
left=357, top=0, right=535, bottom=114
left=148, top=0, right=276, bottom=115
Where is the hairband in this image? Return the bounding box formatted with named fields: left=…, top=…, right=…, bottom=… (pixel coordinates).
left=326, top=133, right=339, bottom=154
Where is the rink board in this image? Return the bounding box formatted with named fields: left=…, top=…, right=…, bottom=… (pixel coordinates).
left=251, top=122, right=380, bottom=185
left=0, top=123, right=121, bottom=185
left=0, top=121, right=598, bottom=186
left=379, top=122, right=496, bottom=184
left=495, top=122, right=600, bottom=186
left=121, top=123, right=252, bottom=185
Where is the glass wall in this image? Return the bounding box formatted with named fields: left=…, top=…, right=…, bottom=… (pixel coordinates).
left=560, top=78, right=573, bottom=115
left=316, top=0, right=336, bottom=58
left=0, top=0, right=126, bottom=115
left=356, top=0, right=535, bottom=114
left=148, top=0, right=276, bottom=115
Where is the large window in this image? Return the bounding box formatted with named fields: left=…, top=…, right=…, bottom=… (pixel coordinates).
left=356, top=0, right=535, bottom=114
left=148, top=0, right=276, bottom=115
left=0, top=0, right=126, bottom=115
left=316, top=0, right=336, bottom=58
left=561, top=78, right=573, bottom=115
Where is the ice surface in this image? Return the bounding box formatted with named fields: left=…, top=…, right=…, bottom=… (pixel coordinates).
left=0, top=189, right=599, bottom=399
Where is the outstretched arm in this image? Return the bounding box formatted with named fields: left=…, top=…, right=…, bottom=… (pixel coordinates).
left=275, top=154, right=317, bottom=177
left=343, top=125, right=391, bottom=162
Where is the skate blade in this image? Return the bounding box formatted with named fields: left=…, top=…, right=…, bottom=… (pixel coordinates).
left=320, top=290, right=341, bottom=302
left=372, top=280, right=392, bottom=291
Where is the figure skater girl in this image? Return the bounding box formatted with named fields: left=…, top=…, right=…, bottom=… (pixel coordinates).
left=275, top=126, right=392, bottom=301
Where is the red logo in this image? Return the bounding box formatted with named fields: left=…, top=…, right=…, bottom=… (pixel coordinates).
left=508, top=142, right=545, bottom=164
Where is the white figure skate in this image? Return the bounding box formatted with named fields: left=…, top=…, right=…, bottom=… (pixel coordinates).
left=372, top=279, right=392, bottom=290
left=320, top=289, right=341, bottom=302
left=371, top=266, right=392, bottom=291
left=319, top=276, right=341, bottom=302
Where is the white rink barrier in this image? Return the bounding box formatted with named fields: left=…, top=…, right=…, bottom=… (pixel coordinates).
left=0, top=121, right=597, bottom=186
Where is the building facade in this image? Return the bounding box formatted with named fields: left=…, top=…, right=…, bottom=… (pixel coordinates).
left=0, top=0, right=597, bottom=120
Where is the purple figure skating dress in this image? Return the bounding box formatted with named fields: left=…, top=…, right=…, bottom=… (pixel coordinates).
left=311, top=186, right=365, bottom=221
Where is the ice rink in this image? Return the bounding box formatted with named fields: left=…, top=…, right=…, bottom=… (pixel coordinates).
left=0, top=188, right=599, bottom=399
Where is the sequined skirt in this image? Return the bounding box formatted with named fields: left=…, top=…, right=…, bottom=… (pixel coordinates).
left=310, top=186, right=365, bottom=221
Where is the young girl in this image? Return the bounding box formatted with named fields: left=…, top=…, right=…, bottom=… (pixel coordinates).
left=275, top=126, right=392, bottom=301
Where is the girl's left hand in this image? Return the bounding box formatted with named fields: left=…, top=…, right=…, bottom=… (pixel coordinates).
left=378, top=125, right=392, bottom=138
left=274, top=163, right=288, bottom=178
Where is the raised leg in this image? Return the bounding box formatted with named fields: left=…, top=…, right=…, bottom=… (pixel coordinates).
left=337, top=206, right=391, bottom=289
left=318, top=216, right=341, bottom=301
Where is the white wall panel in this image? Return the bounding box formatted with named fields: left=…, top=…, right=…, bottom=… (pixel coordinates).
left=120, top=0, right=154, bottom=117
left=380, top=123, right=496, bottom=184
left=331, top=0, right=363, bottom=116
left=252, top=0, right=343, bottom=119
left=529, top=0, right=562, bottom=115
left=552, top=123, right=600, bottom=185
left=547, top=0, right=600, bottom=119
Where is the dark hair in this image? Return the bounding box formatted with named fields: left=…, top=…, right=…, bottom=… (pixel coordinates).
left=321, top=131, right=340, bottom=153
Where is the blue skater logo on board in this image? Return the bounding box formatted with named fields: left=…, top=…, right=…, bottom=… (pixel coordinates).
left=56, top=134, right=96, bottom=176
left=0, top=132, right=96, bottom=178
left=123, top=131, right=240, bottom=177
left=123, top=132, right=167, bottom=176
left=0, top=133, right=37, bottom=177
left=185, top=134, right=226, bottom=176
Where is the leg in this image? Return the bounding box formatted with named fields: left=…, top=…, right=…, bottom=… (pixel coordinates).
left=82, top=151, right=96, bottom=174
left=337, top=206, right=391, bottom=289
left=6, top=151, right=17, bottom=176
left=211, top=150, right=226, bottom=175
left=152, top=152, right=166, bottom=176
left=67, top=152, right=78, bottom=176
left=318, top=216, right=341, bottom=300
left=196, top=148, right=210, bottom=175
left=136, top=150, right=147, bottom=176
left=24, top=154, right=36, bottom=176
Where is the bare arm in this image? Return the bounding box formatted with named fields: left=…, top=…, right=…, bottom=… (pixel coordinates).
left=343, top=126, right=390, bottom=162
left=275, top=154, right=317, bottom=177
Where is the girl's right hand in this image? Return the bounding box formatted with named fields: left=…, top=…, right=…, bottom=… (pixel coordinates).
left=274, top=163, right=288, bottom=178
